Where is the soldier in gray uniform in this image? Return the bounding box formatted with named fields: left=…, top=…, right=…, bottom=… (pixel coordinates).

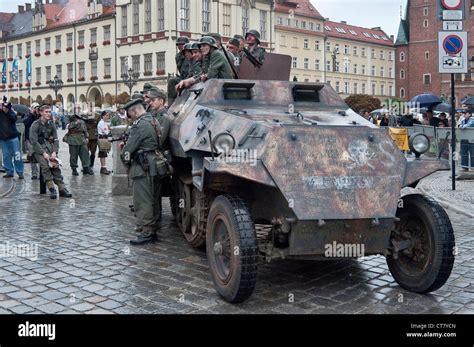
left=227, top=38, right=242, bottom=74
left=64, top=111, right=90, bottom=176
left=244, top=30, right=266, bottom=66
left=30, top=105, right=73, bottom=199
left=121, top=99, right=163, bottom=245
left=168, top=37, right=193, bottom=105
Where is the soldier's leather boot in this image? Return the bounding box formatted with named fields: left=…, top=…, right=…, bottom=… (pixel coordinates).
left=130, top=226, right=157, bottom=246
left=72, top=168, right=79, bottom=176
left=100, top=167, right=111, bottom=175
left=49, top=187, right=58, bottom=199
left=59, top=189, right=73, bottom=198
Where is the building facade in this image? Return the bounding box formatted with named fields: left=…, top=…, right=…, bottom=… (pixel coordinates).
left=1, top=0, right=396, bottom=107
left=395, top=0, right=474, bottom=104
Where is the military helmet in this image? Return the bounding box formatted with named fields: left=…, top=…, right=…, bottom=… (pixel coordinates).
left=189, top=42, right=200, bottom=51
left=183, top=43, right=194, bottom=52
left=148, top=87, right=167, bottom=101
left=228, top=38, right=240, bottom=48
left=176, top=36, right=190, bottom=45
left=207, top=32, right=222, bottom=42
left=245, top=30, right=261, bottom=44
left=199, top=36, right=218, bottom=49
left=131, top=92, right=144, bottom=101
left=233, top=34, right=245, bottom=41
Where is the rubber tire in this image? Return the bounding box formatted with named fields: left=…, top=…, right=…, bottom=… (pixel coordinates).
left=387, top=194, right=455, bottom=293
left=206, top=195, right=258, bottom=304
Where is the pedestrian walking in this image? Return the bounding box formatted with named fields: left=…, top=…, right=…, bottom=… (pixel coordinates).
left=0, top=97, right=24, bottom=179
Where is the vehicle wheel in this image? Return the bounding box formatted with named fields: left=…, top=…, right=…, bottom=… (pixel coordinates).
left=183, top=188, right=208, bottom=248
left=170, top=178, right=179, bottom=218
left=206, top=195, right=258, bottom=303
left=176, top=179, right=191, bottom=234
left=387, top=194, right=455, bottom=293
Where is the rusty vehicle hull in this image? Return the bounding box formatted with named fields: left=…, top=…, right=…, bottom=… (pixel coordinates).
left=166, top=79, right=455, bottom=303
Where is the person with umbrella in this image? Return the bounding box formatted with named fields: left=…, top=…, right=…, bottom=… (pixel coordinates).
left=0, top=96, right=24, bottom=179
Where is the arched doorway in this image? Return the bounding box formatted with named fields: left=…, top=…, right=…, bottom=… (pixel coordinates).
left=87, top=87, right=102, bottom=108
left=44, top=95, right=53, bottom=104
left=79, top=94, right=86, bottom=103
left=104, top=93, right=113, bottom=108
left=66, top=94, right=75, bottom=112
left=36, top=95, right=43, bottom=103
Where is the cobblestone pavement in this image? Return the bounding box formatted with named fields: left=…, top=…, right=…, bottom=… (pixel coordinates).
left=0, top=132, right=473, bottom=314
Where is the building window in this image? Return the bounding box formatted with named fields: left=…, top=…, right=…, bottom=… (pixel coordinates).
left=35, top=39, right=41, bottom=53
left=371, top=66, right=376, bottom=76
left=202, top=0, right=211, bottom=33
left=120, top=57, right=128, bottom=76
left=380, top=50, right=384, bottom=59
left=78, top=31, right=85, bottom=46
left=361, top=65, right=366, bottom=75
left=67, top=63, right=73, bottom=80
left=423, top=19, right=429, bottom=28
left=67, top=33, right=73, bottom=48
left=400, top=51, right=405, bottom=62
left=326, top=60, right=331, bottom=72
left=17, top=44, right=22, bottom=58
left=423, top=74, right=431, bottom=85
left=8, top=45, right=13, bottom=59
left=380, top=66, right=384, bottom=77
left=91, top=61, right=97, bottom=78
left=335, top=62, right=340, bottom=72
left=0, top=47, right=5, bottom=60
left=156, top=52, right=166, bottom=71
left=145, top=0, right=152, bottom=33
left=90, top=28, right=97, bottom=45
left=104, top=58, right=111, bottom=77
left=354, top=83, right=358, bottom=94
left=335, top=44, right=340, bottom=53
left=56, top=65, right=62, bottom=79
left=380, top=84, right=385, bottom=96
left=304, top=58, right=309, bottom=69
left=425, top=51, right=429, bottom=60
left=423, top=7, right=428, bottom=16
left=280, top=35, right=286, bottom=46
left=316, top=24, right=321, bottom=31
left=36, top=67, right=41, bottom=82
left=303, top=39, right=309, bottom=49
left=26, top=42, right=31, bottom=56
left=223, top=4, right=231, bottom=36
left=292, top=37, right=298, bottom=48
left=133, top=0, right=140, bottom=34
left=55, top=36, right=61, bottom=51
left=371, top=49, right=376, bottom=59
left=389, top=85, right=393, bottom=96
left=242, top=0, right=250, bottom=35
left=260, top=10, right=267, bottom=41
left=372, top=83, right=376, bottom=95
left=344, top=45, right=349, bottom=55
left=315, top=40, right=320, bottom=50
left=389, top=67, right=393, bottom=78
left=286, top=18, right=291, bottom=26
left=132, top=55, right=140, bottom=73
left=104, top=26, right=111, bottom=41
left=389, top=51, right=393, bottom=61
left=45, top=66, right=51, bottom=82
left=315, top=59, right=320, bottom=70
left=121, top=6, right=127, bottom=36
left=361, top=47, right=366, bottom=57
left=400, top=69, right=406, bottom=79
left=353, top=64, right=358, bottom=74
left=335, top=81, right=340, bottom=93
left=344, top=62, right=349, bottom=73
left=180, top=0, right=190, bottom=31
left=294, top=19, right=299, bottom=28
left=400, top=87, right=406, bottom=98
left=309, top=22, right=314, bottom=30
left=144, top=53, right=153, bottom=73
left=157, top=0, right=165, bottom=31
left=344, top=82, right=350, bottom=94
left=301, top=21, right=306, bottom=29
left=292, top=57, right=298, bottom=68
left=277, top=16, right=283, bottom=25
left=353, top=46, right=358, bottom=55
left=362, top=83, right=366, bottom=94
left=326, top=41, right=331, bottom=52
left=45, top=38, right=51, bottom=51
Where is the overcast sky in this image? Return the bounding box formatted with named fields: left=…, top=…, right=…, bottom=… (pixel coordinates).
left=0, top=0, right=406, bottom=37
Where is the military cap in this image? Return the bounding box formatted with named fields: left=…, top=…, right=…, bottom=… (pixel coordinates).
left=142, top=83, right=154, bottom=93
left=131, top=92, right=144, bottom=101
left=176, top=36, right=190, bottom=45
left=207, top=33, right=222, bottom=42
left=199, top=36, right=218, bottom=49
left=245, top=30, right=261, bottom=44
left=123, top=98, right=145, bottom=111
left=233, top=34, right=245, bottom=41
left=228, top=38, right=240, bottom=48
left=148, top=87, right=167, bottom=101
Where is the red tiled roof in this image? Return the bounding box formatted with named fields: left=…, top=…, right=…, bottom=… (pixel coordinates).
left=0, top=12, right=15, bottom=24
left=103, top=6, right=115, bottom=16
left=45, top=0, right=88, bottom=29
left=324, top=20, right=393, bottom=47
left=274, top=0, right=325, bottom=20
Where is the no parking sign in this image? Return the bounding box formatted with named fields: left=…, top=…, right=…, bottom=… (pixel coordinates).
left=438, top=31, right=468, bottom=73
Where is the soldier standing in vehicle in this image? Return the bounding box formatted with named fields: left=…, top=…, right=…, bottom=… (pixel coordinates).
left=121, top=99, right=163, bottom=245
left=167, top=37, right=192, bottom=105
left=30, top=105, right=73, bottom=199
left=244, top=30, right=266, bottom=66
left=227, top=38, right=243, bottom=74
left=64, top=109, right=91, bottom=176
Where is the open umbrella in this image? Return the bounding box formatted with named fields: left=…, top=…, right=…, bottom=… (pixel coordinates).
left=433, top=103, right=452, bottom=113
left=12, top=104, right=30, bottom=115
left=409, top=93, right=442, bottom=109
left=461, top=96, right=474, bottom=106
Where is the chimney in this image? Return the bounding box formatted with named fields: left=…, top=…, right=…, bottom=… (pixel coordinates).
left=390, top=35, right=394, bottom=41
left=340, top=21, right=346, bottom=24
left=25, top=3, right=32, bottom=11
left=371, top=27, right=381, bottom=31
left=18, top=5, right=25, bottom=13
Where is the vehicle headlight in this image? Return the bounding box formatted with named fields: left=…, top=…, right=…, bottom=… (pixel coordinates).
left=409, top=133, right=430, bottom=157
left=212, top=132, right=236, bottom=155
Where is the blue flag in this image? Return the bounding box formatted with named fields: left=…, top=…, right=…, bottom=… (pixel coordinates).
left=26, top=55, right=32, bottom=82
left=12, top=57, right=19, bottom=82
left=1, top=59, right=6, bottom=84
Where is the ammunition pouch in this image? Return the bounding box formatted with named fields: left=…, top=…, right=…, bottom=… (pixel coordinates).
left=155, top=150, right=173, bottom=178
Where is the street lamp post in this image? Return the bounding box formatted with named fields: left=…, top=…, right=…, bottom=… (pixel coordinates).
left=121, top=67, right=140, bottom=96
left=48, top=75, right=64, bottom=103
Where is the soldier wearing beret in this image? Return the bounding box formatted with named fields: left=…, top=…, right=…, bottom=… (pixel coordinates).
left=120, top=98, right=163, bottom=245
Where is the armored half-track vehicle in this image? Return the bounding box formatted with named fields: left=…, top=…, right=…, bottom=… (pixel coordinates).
left=166, top=79, right=455, bottom=304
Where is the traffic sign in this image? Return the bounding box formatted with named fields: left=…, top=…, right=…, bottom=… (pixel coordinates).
left=439, top=31, right=468, bottom=73
left=442, top=10, right=463, bottom=20
left=443, top=20, right=463, bottom=30
left=441, top=0, right=462, bottom=10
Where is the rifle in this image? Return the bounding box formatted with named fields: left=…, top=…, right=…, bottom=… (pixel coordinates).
left=109, top=133, right=129, bottom=143
left=242, top=47, right=263, bottom=68
left=221, top=46, right=239, bottom=79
